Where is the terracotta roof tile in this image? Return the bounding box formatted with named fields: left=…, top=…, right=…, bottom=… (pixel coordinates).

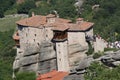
left=52, top=22, right=69, bottom=31
left=69, top=21, right=94, bottom=31
left=16, top=15, right=46, bottom=27
left=56, top=18, right=71, bottom=23
left=16, top=14, right=94, bottom=31
left=36, top=70, right=69, bottom=80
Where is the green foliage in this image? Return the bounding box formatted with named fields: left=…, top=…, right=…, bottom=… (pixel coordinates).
left=86, top=42, right=94, bottom=55
left=81, top=0, right=120, bottom=41
left=0, top=16, right=21, bottom=32
left=29, top=1, right=52, bottom=16
left=104, top=48, right=118, bottom=52
left=93, top=51, right=104, bottom=59
left=16, top=72, right=36, bottom=80
left=29, top=0, right=77, bottom=19
left=17, top=0, right=36, bottom=14
left=0, top=9, right=4, bottom=18
left=85, top=62, right=120, bottom=80
left=0, top=30, right=16, bottom=80
left=4, top=8, right=17, bottom=15
left=0, top=0, right=16, bottom=17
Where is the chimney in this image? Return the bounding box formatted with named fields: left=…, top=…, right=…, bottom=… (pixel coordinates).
left=32, top=12, right=35, bottom=17
left=76, top=18, right=83, bottom=24
left=46, top=14, right=56, bottom=23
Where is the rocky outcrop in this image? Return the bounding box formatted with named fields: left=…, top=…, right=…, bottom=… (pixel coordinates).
left=13, top=42, right=57, bottom=73
left=64, top=56, right=94, bottom=80
left=68, top=43, right=88, bottom=69
left=101, top=50, right=120, bottom=67
left=64, top=50, right=120, bottom=80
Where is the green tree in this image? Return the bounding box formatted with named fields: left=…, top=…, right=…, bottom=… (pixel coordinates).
left=17, top=0, right=36, bottom=14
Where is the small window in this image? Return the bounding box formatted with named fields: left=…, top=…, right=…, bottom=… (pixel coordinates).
left=37, top=43, right=40, bottom=46
left=34, top=39, right=35, bottom=42
left=46, top=35, right=48, bottom=37
left=59, top=59, right=61, bottom=61
left=58, top=44, right=60, bottom=47
left=35, top=34, right=36, bottom=36
left=59, top=51, right=61, bottom=54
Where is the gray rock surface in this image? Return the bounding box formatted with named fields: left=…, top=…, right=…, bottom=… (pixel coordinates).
left=101, top=50, right=120, bottom=67
left=64, top=74, right=84, bottom=80
left=76, top=56, right=94, bottom=70
left=13, top=42, right=57, bottom=73
left=65, top=56, right=94, bottom=80
left=20, top=54, right=39, bottom=66
left=38, top=59, right=57, bottom=74
left=69, top=44, right=87, bottom=55
left=19, top=63, right=38, bottom=72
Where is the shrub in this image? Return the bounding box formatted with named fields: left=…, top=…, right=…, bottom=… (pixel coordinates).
left=85, top=62, right=120, bottom=80
left=93, top=51, right=104, bottom=59
left=86, top=42, right=94, bottom=55
left=4, top=8, right=17, bottom=15
left=104, top=48, right=118, bottom=52
left=16, top=72, right=36, bottom=80
left=17, top=0, right=36, bottom=14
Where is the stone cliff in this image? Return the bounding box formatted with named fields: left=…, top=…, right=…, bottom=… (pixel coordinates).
left=13, top=41, right=57, bottom=74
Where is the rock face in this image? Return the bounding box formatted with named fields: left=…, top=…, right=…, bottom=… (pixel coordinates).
left=101, top=50, right=120, bottom=67
left=13, top=42, right=57, bottom=73
left=68, top=43, right=88, bottom=69
left=63, top=49, right=120, bottom=80
left=64, top=56, right=94, bottom=80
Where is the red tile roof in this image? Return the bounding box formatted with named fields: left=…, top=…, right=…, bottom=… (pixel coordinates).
left=16, top=14, right=94, bottom=31
left=69, top=21, right=94, bottom=31
left=52, top=22, right=69, bottom=31
left=16, top=15, right=47, bottom=27
left=36, top=70, right=69, bottom=80
left=56, top=18, right=71, bottom=23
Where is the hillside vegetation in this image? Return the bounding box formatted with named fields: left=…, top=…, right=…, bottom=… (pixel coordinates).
left=0, top=30, right=16, bottom=80
left=81, top=0, right=120, bottom=41
left=0, top=16, right=20, bottom=32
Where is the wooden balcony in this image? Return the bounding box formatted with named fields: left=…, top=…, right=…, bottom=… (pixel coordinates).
left=52, top=31, right=67, bottom=42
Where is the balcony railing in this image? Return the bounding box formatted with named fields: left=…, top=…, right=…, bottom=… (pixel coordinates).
left=52, top=31, right=67, bottom=42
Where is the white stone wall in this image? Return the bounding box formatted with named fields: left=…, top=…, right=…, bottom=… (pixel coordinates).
left=68, top=32, right=88, bottom=47
left=86, top=28, right=93, bottom=36
left=44, top=27, right=54, bottom=41
left=56, top=41, right=70, bottom=72
left=94, top=37, right=107, bottom=53
left=18, top=26, right=54, bottom=50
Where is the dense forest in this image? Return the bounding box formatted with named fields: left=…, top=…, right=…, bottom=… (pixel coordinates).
left=0, top=0, right=120, bottom=80
left=81, top=0, right=120, bottom=42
